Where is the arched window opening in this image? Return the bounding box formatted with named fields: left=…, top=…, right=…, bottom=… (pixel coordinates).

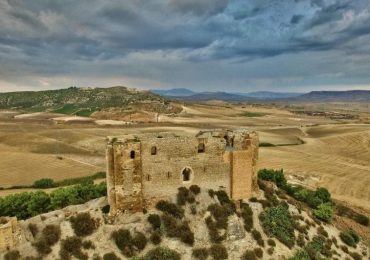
left=130, top=150, right=135, bottom=159
left=151, top=146, right=157, bottom=155
left=147, top=174, right=151, bottom=181
left=182, top=167, right=192, bottom=182
left=198, top=143, right=205, bottom=153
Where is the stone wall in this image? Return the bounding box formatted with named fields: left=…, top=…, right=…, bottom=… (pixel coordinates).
left=0, top=217, right=18, bottom=252
left=107, top=129, right=259, bottom=214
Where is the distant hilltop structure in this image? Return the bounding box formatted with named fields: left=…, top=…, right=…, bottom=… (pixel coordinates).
left=106, top=129, right=259, bottom=215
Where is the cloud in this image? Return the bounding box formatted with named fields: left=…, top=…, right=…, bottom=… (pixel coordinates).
left=0, top=0, right=370, bottom=92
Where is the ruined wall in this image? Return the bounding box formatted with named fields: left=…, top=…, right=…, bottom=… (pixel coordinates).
left=141, top=134, right=231, bottom=207
left=107, top=129, right=259, bottom=214
left=0, top=217, right=18, bottom=252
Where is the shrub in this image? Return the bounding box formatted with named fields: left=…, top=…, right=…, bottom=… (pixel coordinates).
left=132, top=232, right=147, bottom=250
left=289, top=250, right=310, bottom=260
left=33, top=178, right=55, bottom=189
left=33, top=238, right=52, bottom=255
left=42, top=224, right=61, bottom=245
left=267, top=239, right=276, bottom=247
left=111, top=229, right=133, bottom=257
left=261, top=205, right=294, bottom=248
left=267, top=247, right=274, bottom=256
left=317, top=226, right=328, bottom=238
left=70, top=212, right=96, bottom=237
left=144, top=247, right=181, bottom=260
left=254, top=248, right=263, bottom=258
left=215, top=190, right=232, bottom=205
left=205, top=216, right=225, bottom=243
left=313, top=203, right=333, bottom=223
left=82, top=240, right=95, bottom=249
left=192, top=248, right=209, bottom=260
left=336, top=204, right=369, bottom=226
left=241, top=250, right=257, bottom=260
left=4, top=250, right=21, bottom=260
left=297, top=234, right=305, bottom=248
left=209, top=244, right=228, bottom=260
left=349, top=252, right=362, bottom=260
left=101, top=205, right=110, bottom=214
left=150, top=231, right=162, bottom=245
left=189, top=185, right=201, bottom=195
left=208, top=189, right=215, bottom=198
left=103, top=252, right=121, bottom=260
left=190, top=205, right=197, bottom=215
left=156, top=200, right=184, bottom=218
left=148, top=214, right=161, bottom=230
left=340, top=230, right=360, bottom=247
left=251, top=229, right=264, bottom=247
left=207, top=203, right=231, bottom=229
left=178, top=223, right=194, bottom=246
left=304, top=236, right=325, bottom=259
left=60, top=236, right=86, bottom=260
left=177, top=187, right=191, bottom=206
left=162, top=214, right=178, bottom=237
left=258, top=168, right=287, bottom=188
left=241, top=203, right=254, bottom=232
left=28, top=223, right=38, bottom=237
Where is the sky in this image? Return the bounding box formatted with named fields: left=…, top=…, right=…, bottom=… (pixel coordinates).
left=1, top=0, right=370, bottom=93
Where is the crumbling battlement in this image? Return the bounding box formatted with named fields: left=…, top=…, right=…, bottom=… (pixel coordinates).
left=106, top=129, right=259, bottom=215
left=0, top=217, right=19, bottom=252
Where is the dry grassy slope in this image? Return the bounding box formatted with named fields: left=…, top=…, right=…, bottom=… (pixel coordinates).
left=259, top=124, right=370, bottom=211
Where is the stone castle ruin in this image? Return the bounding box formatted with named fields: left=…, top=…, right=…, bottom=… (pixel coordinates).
left=106, top=129, right=259, bottom=215
left=0, top=217, right=19, bottom=252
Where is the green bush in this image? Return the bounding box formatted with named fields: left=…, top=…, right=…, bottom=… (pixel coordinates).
left=148, top=214, right=161, bottom=230
left=261, top=205, right=295, bottom=248
left=192, top=248, right=209, bottom=260
left=0, top=182, right=106, bottom=220
left=209, top=244, right=228, bottom=260
left=340, top=230, right=360, bottom=247
left=103, top=252, right=121, bottom=260
left=267, top=239, right=276, bottom=247
left=156, top=200, right=184, bottom=218
left=336, top=204, right=369, bottom=226
left=258, top=169, right=287, bottom=188
left=33, top=178, right=55, bottom=188
left=4, top=250, right=21, bottom=260
left=189, top=185, right=201, bottom=195
left=288, top=250, right=310, bottom=260
left=70, top=212, right=96, bottom=237
left=101, top=205, right=110, bottom=214
left=143, top=247, right=181, bottom=260
left=313, top=203, right=333, bottom=223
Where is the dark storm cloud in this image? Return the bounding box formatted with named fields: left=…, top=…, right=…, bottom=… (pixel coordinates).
left=0, top=0, right=370, bottom=92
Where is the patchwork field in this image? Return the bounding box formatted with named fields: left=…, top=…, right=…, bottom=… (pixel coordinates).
left=0, top=105, right=369, bottom=214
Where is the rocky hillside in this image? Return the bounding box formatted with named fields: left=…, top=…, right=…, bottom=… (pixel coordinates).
left=0, top=86, right=177, bottom=117
left=1, top=170, right=369, bottom=260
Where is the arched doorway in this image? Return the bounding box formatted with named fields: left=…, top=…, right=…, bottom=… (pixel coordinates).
left=181, top=167, right=193, bottom=182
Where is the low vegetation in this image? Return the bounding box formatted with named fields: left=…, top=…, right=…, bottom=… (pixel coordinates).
left=111, top=228, right=148, bottom=257
left=260, top=205, right=295, bottom=248
left=240, top=111, right=267, bottom=117
left=0, top=181, right=106, bottom=219
left=336, top=204, right=369, bottom=226
left=33, top=225, right=61, bottom=255
left=70, top=212, right=96, bottom=237
left=155, top=200, right=184, bottom=218
left=340, top=230, right=360, bottom=247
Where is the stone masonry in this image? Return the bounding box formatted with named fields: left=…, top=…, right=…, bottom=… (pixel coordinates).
left=0, top=217, right=19, bottom=252
left=106, top=129, right=259, bottom=215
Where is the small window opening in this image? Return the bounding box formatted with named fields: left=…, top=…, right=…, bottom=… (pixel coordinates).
left=151, top=146, right=157, bottom=155
left=147, top=175, right=151, bottom=181
left=198, top=143, right=205, bottom=153
left=167, top=172, right=171, bottom=179
left=182, top=167, right=192, bottom=182
left=130, top=150, right=135, bottom=159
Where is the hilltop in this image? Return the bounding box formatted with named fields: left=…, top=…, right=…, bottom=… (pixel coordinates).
left=0, top=86, right=175, bottom=117
left=293, top=90, right=370, bottom=102
left=1, top=169, right=368, bottom=259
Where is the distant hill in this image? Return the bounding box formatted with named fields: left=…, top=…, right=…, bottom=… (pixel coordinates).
left=294, top=90, right=370, bottom=102
left=173, top=92, right=251, bottom=101
left=0, top=86, right=170, bottom=116
left=151, top=88, right=195, bottom=97
left=153, top=89, right=305, bottom=101
left=239, top=91, right=303, bottom=99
